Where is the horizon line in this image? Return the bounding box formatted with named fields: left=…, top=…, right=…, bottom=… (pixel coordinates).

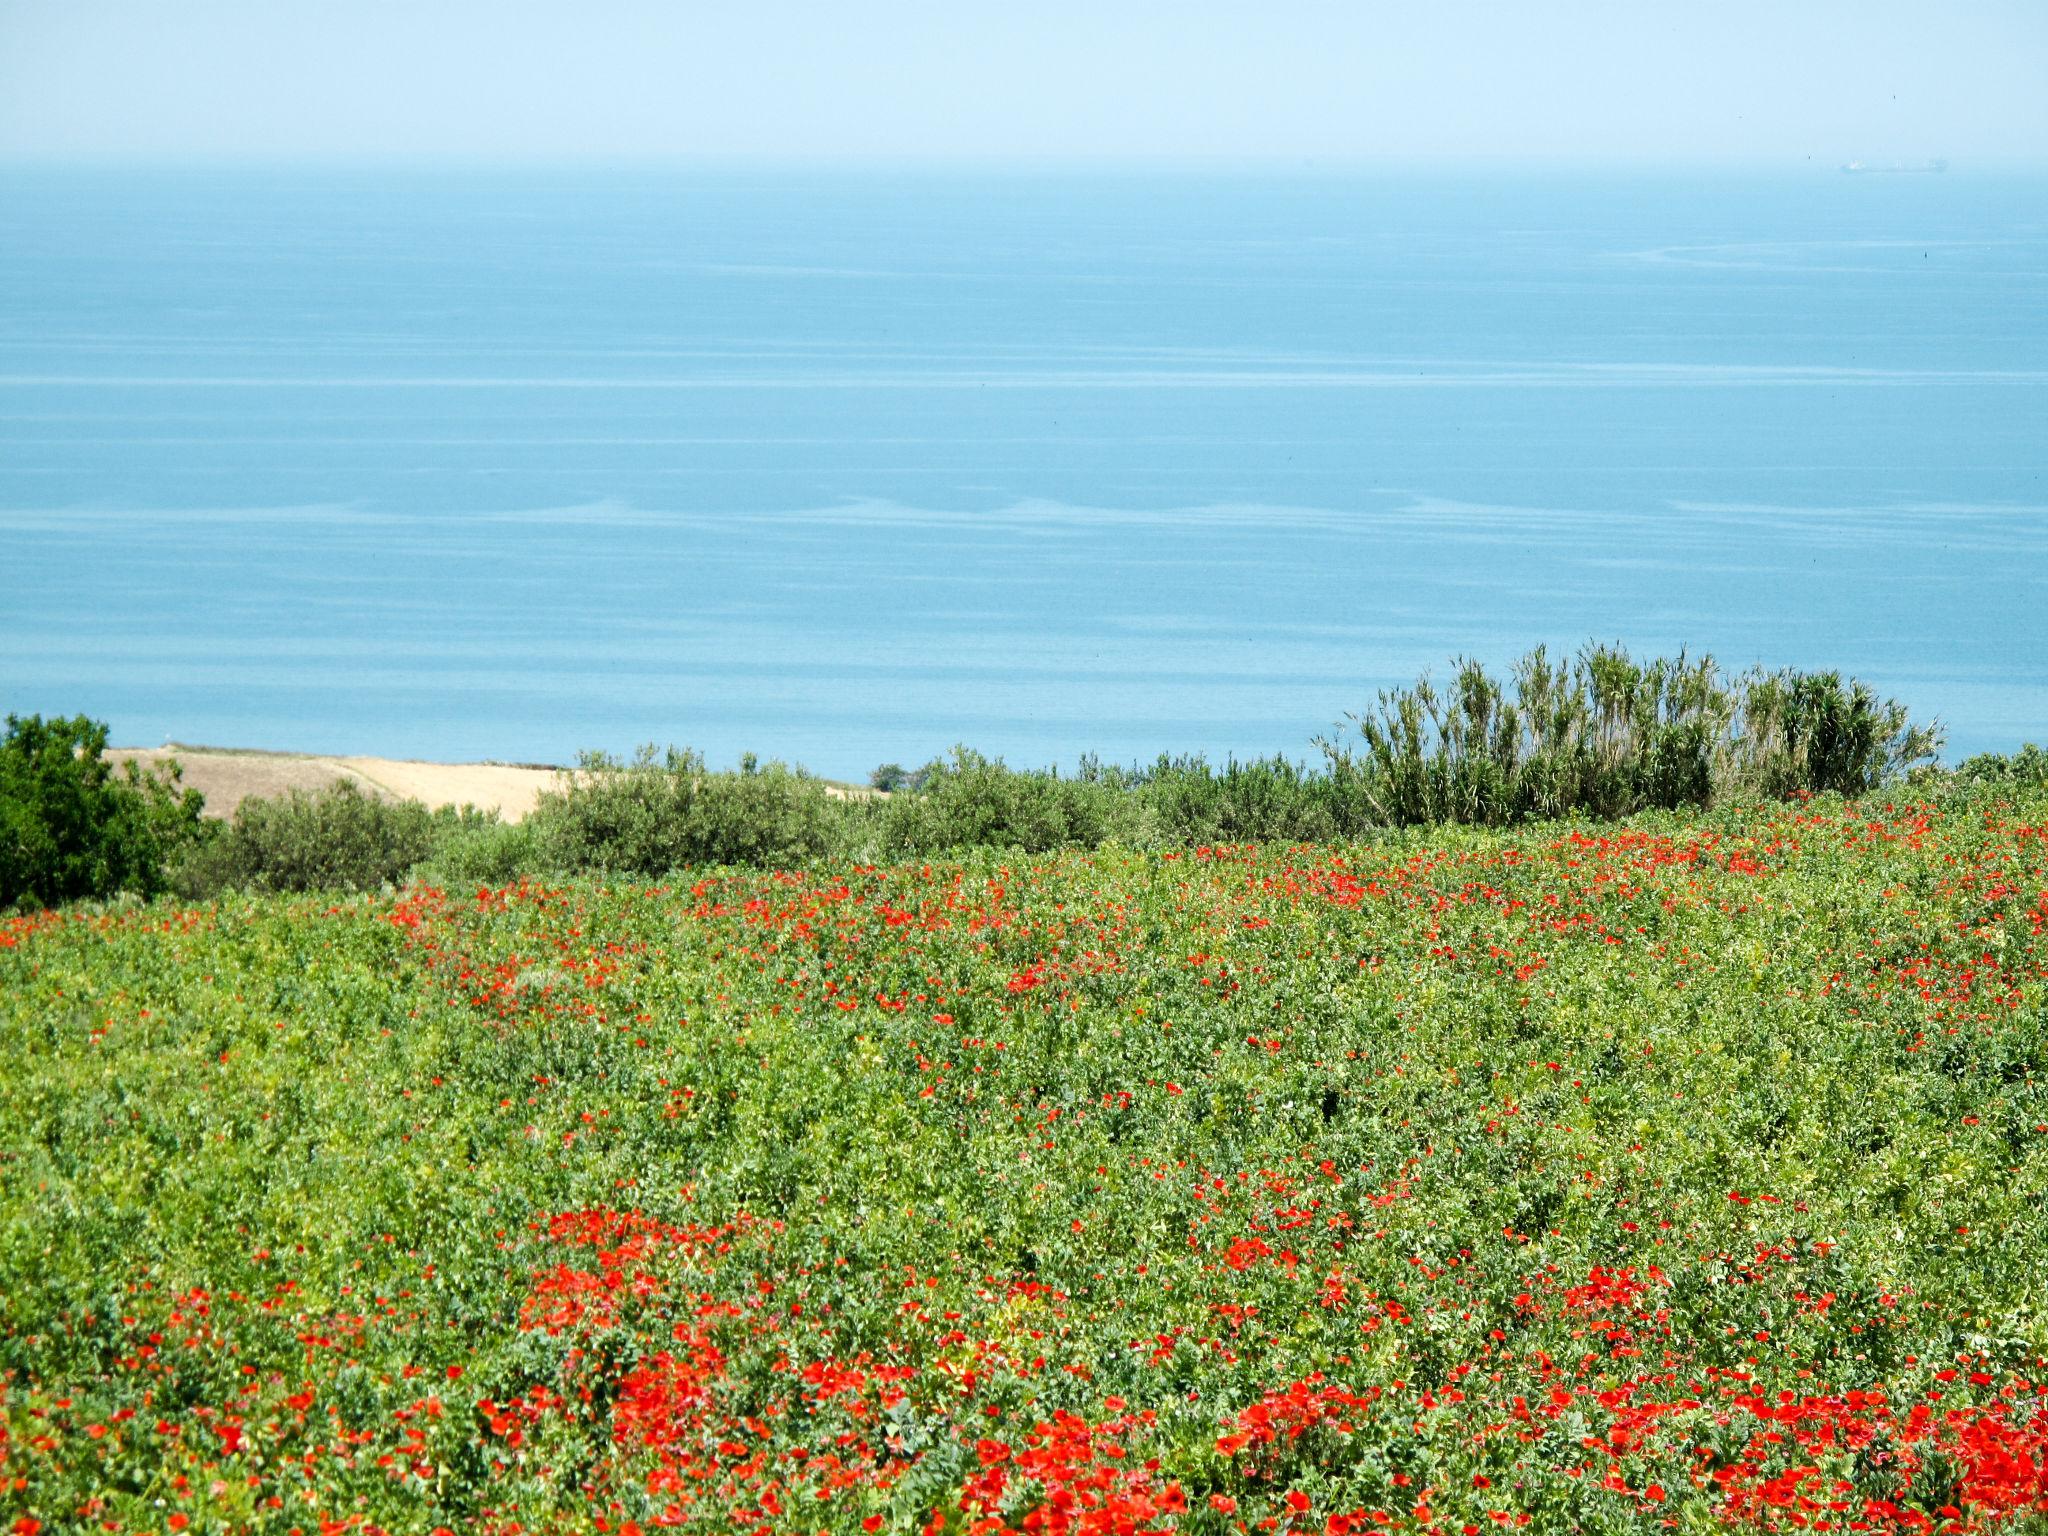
left=4, top=150, right=2041, bottom=176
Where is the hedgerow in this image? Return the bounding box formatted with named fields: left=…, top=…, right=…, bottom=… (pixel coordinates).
left=6, top=648, right=1970, bottom=908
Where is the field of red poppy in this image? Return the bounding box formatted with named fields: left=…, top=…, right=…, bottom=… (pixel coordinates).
left=5, top=785, right=2048, bottom=1536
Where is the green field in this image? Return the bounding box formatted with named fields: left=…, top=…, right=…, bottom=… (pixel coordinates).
left=5, top=786, right=2048, bottom=1535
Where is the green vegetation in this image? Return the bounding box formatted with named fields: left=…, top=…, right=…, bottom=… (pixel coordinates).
left=0, top=713, right=204, bottom=909
left=1955, top=743, right=2048, bottom=791
left=868, top=761, right=929, bottom=794
left=0, top=648, right=1986, bottom=909
left=533, top=745, right=847, bottom=874
left=6, top=781, right=2048, bottom=1533
left=166, top=780, right=496, bottom=898
left=1330, top=645, right=1943, bottom=826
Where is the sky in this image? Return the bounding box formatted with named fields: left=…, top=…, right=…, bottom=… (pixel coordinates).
left=1, top=0, right=2044, bottom=165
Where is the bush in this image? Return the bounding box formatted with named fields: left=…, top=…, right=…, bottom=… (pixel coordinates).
left=1949, top=742, right=2048, bottom=790
left=876, top=748, right=1154, bottom=854
left=412, top=816, right=548, bottom=889
left=1131, top=754, right=1355, bottom=844
left=1735, top=667, right=1943, bottom=797
left=0, top=714, right=205, bottom=908
left=170, top=780, right=479, bottom=896
left=1321, top=644, right=1942, bottom=828
left=869, top=762, right=929, bottom=794
left=528, top=747, right=846, bottom=875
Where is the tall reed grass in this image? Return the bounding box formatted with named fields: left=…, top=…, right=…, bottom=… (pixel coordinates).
left=1324, top=643, right=1943, bottom=828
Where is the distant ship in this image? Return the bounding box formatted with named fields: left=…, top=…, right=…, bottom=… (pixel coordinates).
left=1840, top=158, right=1948, bottom=174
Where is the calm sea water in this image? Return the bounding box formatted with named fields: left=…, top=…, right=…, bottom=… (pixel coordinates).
left=2, top=167, right=2043, bottom=777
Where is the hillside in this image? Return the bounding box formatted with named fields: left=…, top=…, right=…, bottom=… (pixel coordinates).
left=105, top=746, right=562, bottom=823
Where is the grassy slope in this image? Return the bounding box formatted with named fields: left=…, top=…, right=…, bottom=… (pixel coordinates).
left=4, top=788, right=2047, bottom=1534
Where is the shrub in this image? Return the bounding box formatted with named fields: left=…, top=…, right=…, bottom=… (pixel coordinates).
left=1130, top=754, right=1352, bottom=844
left=869, top=762, right=929, bottom=794
left=1321, top=644, right=1941, bottom=827
left=876, top=748, right=1155, bottom=854
left=0, top=713, right=205, bottom=908
left=412, top=815, right=548, bottom=889
left=528, top=747, right=845, bottom=875
left=170, top=779, right=472, bottom=896
left=1734, top=667, right=1943, bottom=797
left=1946, top=742, right=2048, bottom=790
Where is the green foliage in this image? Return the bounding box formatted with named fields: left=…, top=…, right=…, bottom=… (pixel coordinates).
left=1736, top=665, right=1944, bottom=797
left=168, top=779, right=486, bottom=896
left=869, top=761, right=927, bottom=793
left=9, top=648, right=1951, bottom=903
left=0, top=713, right=205, bottom=908
left=875, top=746, right=1155, bottom=854
left=1951, top=742, right=2048, bottom=789
left=5, top=784, right=2048, bottom=1533
left=1323, top=643, right=1942, bottom=827
left=411, top=813, right=546, bottom=889
left=1127, top=753, right=1359, bottom=843
left=527, top=745, right=845, bottom=874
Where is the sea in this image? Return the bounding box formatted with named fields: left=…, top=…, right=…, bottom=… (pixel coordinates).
left=2, top=165, right=2043, bottom=778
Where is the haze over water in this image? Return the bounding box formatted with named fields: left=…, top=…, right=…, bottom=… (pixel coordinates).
left=2, top=166, right=2044, bottom=776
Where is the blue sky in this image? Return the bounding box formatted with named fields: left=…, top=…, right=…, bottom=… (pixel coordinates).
left=2, top=0, right=2044, bottom=164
